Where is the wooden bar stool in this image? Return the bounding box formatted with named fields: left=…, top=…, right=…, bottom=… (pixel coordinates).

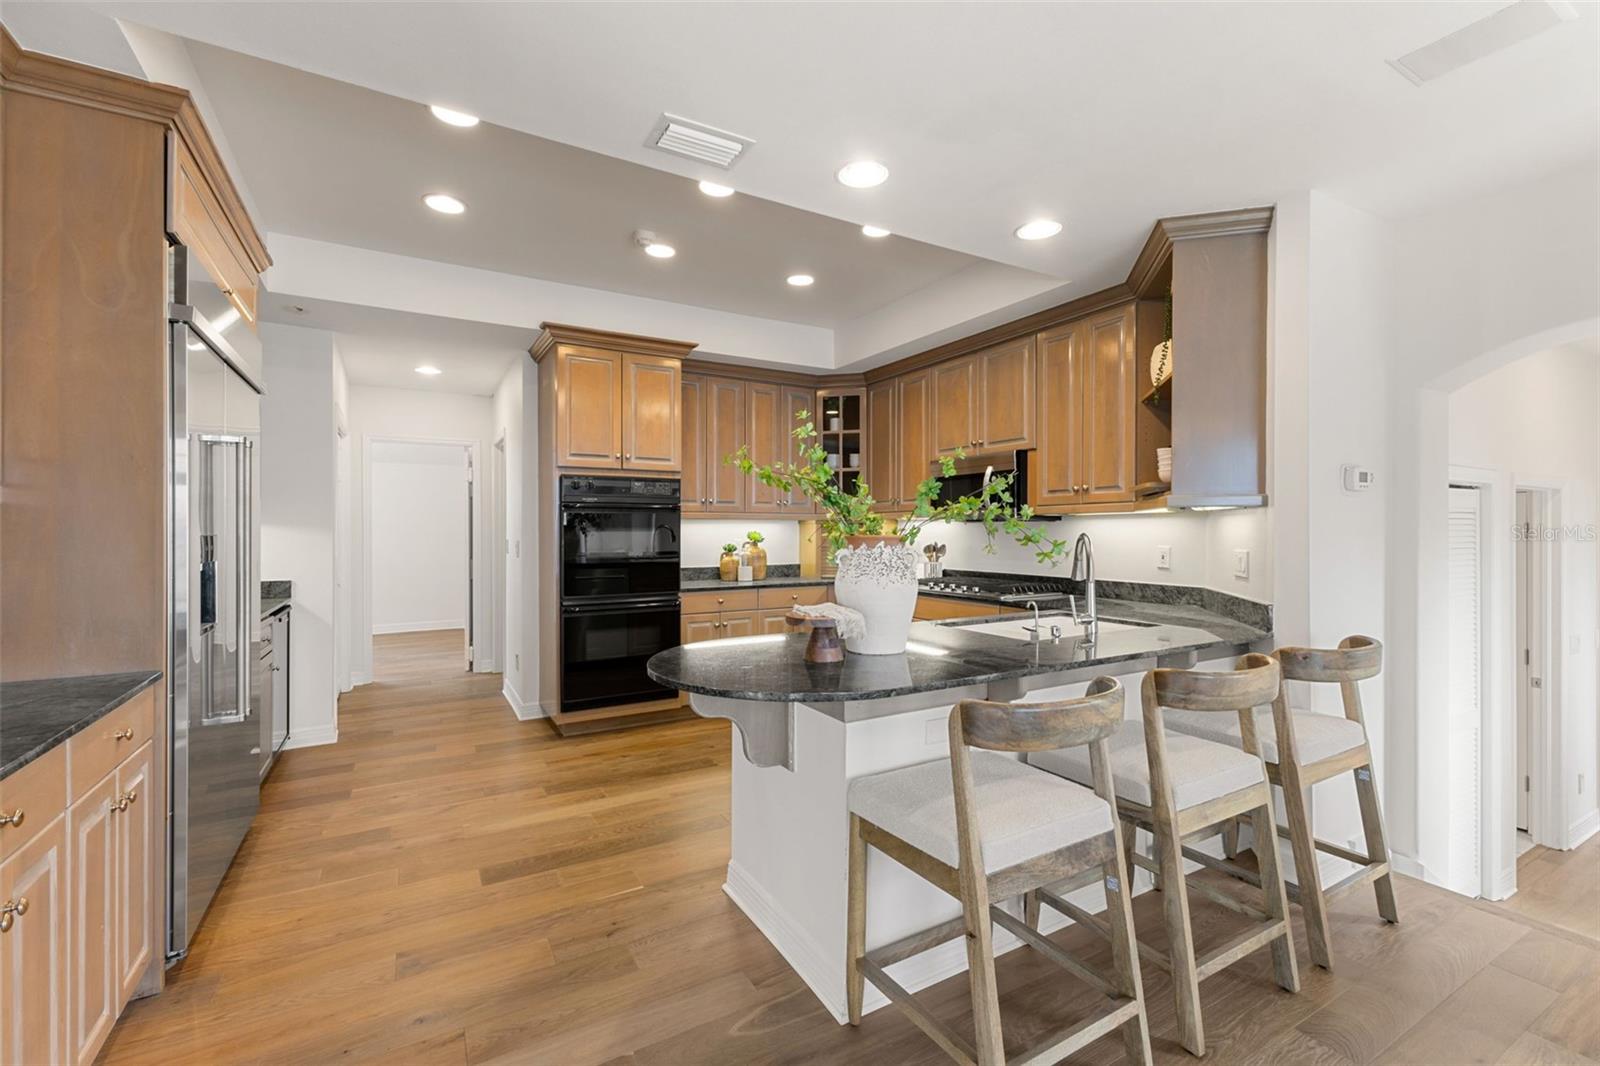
left=1164, top=636, right=1398, bottom=970
left=846, top=678, right=1151, bottom=1066
left=1028, top=655, right=1300, bottom=1057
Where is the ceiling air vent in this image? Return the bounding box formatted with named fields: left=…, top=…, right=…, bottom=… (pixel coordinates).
left=647, top=113, right=754, bottom=169
left=1388, top=0, right=1578, bottom=86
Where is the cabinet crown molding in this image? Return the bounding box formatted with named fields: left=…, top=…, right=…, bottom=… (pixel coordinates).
left=0, top=26, right=271, bottom=274
left=531, top=322, right=698, bottom=363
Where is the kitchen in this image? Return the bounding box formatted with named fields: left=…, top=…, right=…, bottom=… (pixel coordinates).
left=2, top=5, right=1597, bottom=1065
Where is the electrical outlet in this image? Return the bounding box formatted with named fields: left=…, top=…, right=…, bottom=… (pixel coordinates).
left=514, top=653, right=520, bottom=670
left=1233, top=549, right=1250, bottom=579
left=1156, top=545, right=1172, bottom=571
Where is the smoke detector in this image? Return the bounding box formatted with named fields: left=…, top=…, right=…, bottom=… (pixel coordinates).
left=646, top=113, right=754, bottom=169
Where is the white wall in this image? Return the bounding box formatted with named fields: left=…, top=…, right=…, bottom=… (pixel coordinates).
left=369, top=442, right=470, bottom=633
left=492, top=358, right=542, bottom=718
left=260, top=323, right=342, bottom=748
left=1448, top=341, right=1600, bottom=865
left=682, top=520, right=803, bottom=569
left=346, top=385, right=496, bottom=680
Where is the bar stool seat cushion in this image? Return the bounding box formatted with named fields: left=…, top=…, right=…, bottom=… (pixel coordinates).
left=1029, top=721, right=1264, bottom=810
left=1162, top=707, right=1366, bottom=766
left=848, top=752, right=1113, bottom=873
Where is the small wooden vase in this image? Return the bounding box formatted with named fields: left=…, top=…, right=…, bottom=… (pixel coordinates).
left=787, top=611, right=843, bottom=663
left=718, top=553, right=739, bottom=582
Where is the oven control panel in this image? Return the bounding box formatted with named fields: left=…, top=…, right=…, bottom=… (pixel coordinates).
left=560, top=475, right=680, bottom=503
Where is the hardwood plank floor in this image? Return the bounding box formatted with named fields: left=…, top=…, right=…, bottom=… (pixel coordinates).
left=101, top=631, right=1600, bottom=1064
left=1490, top=835, right=1600, bottom=942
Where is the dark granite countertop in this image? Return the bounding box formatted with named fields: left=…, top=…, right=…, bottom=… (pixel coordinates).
left=262, top=597, right=291, bottom=618
left=1, top=671, right=162, bottom=780
left=680, top=575, right=833, bottom=592
left=647, top=597, right=1269, bottom=703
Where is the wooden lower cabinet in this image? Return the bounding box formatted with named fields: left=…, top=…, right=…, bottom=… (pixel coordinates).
left=116, top=743, right=155, bottom=1005
left=760, top=609, right=792, bottom=635
left=914, top=595, right=1007, bottom=621
left=69, top=773, right=118, bottom=1065
left=682, top=586, right=829, bottom=643
left=0, top=814, right=70, bottom=1066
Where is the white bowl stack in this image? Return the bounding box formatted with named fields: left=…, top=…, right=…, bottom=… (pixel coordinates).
left=1157, top=446, right=1172, bottom=484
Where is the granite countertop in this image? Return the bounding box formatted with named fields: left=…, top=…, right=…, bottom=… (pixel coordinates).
left=647, top=597, right=1269, bottom=704
left=680, top=575, right=833, bottom=592
left=1, top=671, right=162, bottom=779
left=262, top=597, right=291, bottom=618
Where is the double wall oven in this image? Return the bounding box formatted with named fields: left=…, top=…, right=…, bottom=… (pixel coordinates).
left=558, top=475, right=681, bottom=713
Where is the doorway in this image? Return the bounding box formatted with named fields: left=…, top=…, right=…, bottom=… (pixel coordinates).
left=1514, top=487, right=1558, bottom=849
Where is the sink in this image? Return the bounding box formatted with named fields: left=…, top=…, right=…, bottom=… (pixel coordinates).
left=949, top=617, right=1151, bottom=641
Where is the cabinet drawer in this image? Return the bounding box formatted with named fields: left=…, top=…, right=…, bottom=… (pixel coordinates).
left=681, top=589, right=760, bottom=615
left=757, top=585, right=829, bottom=610
left=0, top=744, right=66, bottom=862
left=67, top=688, right=156, bottom=800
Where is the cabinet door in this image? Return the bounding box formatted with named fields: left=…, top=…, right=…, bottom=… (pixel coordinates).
left=783, top=387, right=817, bottom=512
left=896, top=370, right=933, bottom=507
left=866, top=378, right=899, bottom=508
left=930, top=356, right=978, bottom=456
left=745, top=382, right=783, bottom=512
left=680, top=615, right=720, bottom=645
left=1079, top=305, right=1138, bottom=504
left=621, top=353, right=681, bottom=472
left=0, top=815, right=69, bottom=1066
left=680, top=375, right=707, bottom=512
left=116, top=743, right=154, bottom=1006
left=705, top=379, right=747, bottom=512
left=720, top=611, right=759, bottom=638
left=69, top=774, right=118, bottom=1066
left=1033, top=323, right=1083, bottom=507
left=760, top=608, right=793, bottom=635
left=977, top=337, right=1035, bottom=450
left=555, top=346, right=623, bottom=469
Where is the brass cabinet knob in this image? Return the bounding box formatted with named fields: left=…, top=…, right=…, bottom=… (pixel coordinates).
left=625, top=454, right=632, bottom=460
left=0, top=897, right=28, bottom=933
left=0, top=809, right=22, bottom=829
left=113, top=727, right=134, bottom=741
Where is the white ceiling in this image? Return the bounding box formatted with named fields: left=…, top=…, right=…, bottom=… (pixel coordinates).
left=261, top=296, right=532, bottom=396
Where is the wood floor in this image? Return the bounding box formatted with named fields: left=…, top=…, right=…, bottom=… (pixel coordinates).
left=100, top=630, right=1599, bottom=1065
left=1491, top=835, right=1600, bottom=942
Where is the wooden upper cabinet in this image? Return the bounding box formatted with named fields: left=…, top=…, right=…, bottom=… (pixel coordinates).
left=0, top=815, right=69, bottom=1066
left=931, top=357, right=978, bottom=456
left=1033, top=322, right=1083, bottom=508
left=782, top=386, right=817, bottom=512
left=554, top=346, right=624, bottom=469
left=620, top=353, right=681, bottom=472
left=976, top=337, right=1035, bottom=450
left=866, top=378, right=899, bottom=508
left=705, top=379, right=746, bottom=512
left=171, top=140, right=261, bottom=330
left=1079, top=304, right=1138, bottom=504
left=681, top=375, right=707, bottom=511
left=896, top=370, right=933, bottom=507
left=745, top=382, right=783, bottom=512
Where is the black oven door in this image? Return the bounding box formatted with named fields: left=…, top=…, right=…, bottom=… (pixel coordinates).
left=560, top=598, right=681, bottom=713
left=561, top=504, right=680, bottom=601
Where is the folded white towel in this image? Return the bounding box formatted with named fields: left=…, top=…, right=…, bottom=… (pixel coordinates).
left=790, top=602, right=866, bottom=642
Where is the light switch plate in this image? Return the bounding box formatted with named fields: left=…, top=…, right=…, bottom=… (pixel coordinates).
left=1156, top=545, right=1172, bottom=571
left=1233, top=549, right=1251, bottom=579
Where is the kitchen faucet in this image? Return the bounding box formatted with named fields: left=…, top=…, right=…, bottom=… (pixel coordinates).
left=1020, top=600, right=1062, bottom=643
left=1069, top=532, right=1097, bottom=637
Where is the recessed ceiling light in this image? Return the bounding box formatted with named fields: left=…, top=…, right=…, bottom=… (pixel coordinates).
left=415, top=365, right=443, bottom=376
left=861, top=224, right=891, bottom=238
left=698, top=180, right=735, bottom=198
left=429, top=105, right=479, bottom=128
left=423, top=193, right=466, bottom=215
left=787, top=274, right=815, bottom=287
left=836, top=160, right=889, bottom=189
left=1014, top=218, right=1062, bottom=241
left=633, top=229, right=676, bottom=259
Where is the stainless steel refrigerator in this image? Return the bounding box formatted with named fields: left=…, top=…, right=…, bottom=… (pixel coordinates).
left=167, top=242, right=264, bottom=960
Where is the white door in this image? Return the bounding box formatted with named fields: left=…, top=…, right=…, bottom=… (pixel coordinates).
left=1446, top=485, right=1483, bottom=897
left=1515, top=491, right=1530, bottom=833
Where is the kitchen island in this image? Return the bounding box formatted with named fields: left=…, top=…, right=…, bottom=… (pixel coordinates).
left=647, top=596, right=1270, bottom=1022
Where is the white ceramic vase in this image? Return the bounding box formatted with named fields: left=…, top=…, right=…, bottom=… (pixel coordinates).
left=832, top=536, right=919, bottom=655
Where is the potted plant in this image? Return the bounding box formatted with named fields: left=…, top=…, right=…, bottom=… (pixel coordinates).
left=719, top=542, right=740, bottom=583
left=729, top=411, right=1069, bottom=654
left=744, top=530, right=768, bottom=581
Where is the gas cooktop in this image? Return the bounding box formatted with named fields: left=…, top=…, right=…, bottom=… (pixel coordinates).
left=919, top=576, right=1076, bottom=604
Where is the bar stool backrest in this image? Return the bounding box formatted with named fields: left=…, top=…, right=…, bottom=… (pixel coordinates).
left=1141, top=653, right=1281, bottom=818
left=1276, top=635, right=1382, bottom=684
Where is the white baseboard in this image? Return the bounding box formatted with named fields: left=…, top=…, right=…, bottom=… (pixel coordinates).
left=502, top=679, right=545, bottom=721
left=372, top=619, right=465, bottom=635
left=351, top=671, right=372, bottom=687
left=1389, top=850, right=1430, bottom=882
left=281, top=723, right=338, bottom=750
left=1568, top=807, right=1600, bottom=849
left=1488, top=860, right=1518, bottom=901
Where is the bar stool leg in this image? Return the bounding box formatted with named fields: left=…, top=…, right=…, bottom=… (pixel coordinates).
left=1023, top=888, right=1040, bottom=931
left=846, top=814, right=867, bottom=1026
left=960, top=876, right=1005, bottom=1064
left=1221, top=818, right=1240, bottom=860
left=1122, top=817, right=1148, bottom=892
left=1276, top=764, right=1334, bottom=970
left=1155, top=821, right=1205, bottom=1056
left=1249, top=798, right=1301, bottom=993
left=1104, top=828, right=1153, bottom=1065
left=1354, top=761, right=1400, bottom=923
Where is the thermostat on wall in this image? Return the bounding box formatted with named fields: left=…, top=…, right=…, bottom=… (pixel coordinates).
left=1342, top=465, right=1376, bottom=492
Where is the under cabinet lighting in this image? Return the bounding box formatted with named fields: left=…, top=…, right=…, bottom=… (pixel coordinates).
left=429, top=105, right=480, bottom=128
left=698, top=181, right=735, bottom=198
left=415, top=365, right=443, bottom=376
left=1014, top=219, right=1062, bottom=241
left=423, top=193, right=466, bottom=215
left=861, top=224, right=891, bottom=238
